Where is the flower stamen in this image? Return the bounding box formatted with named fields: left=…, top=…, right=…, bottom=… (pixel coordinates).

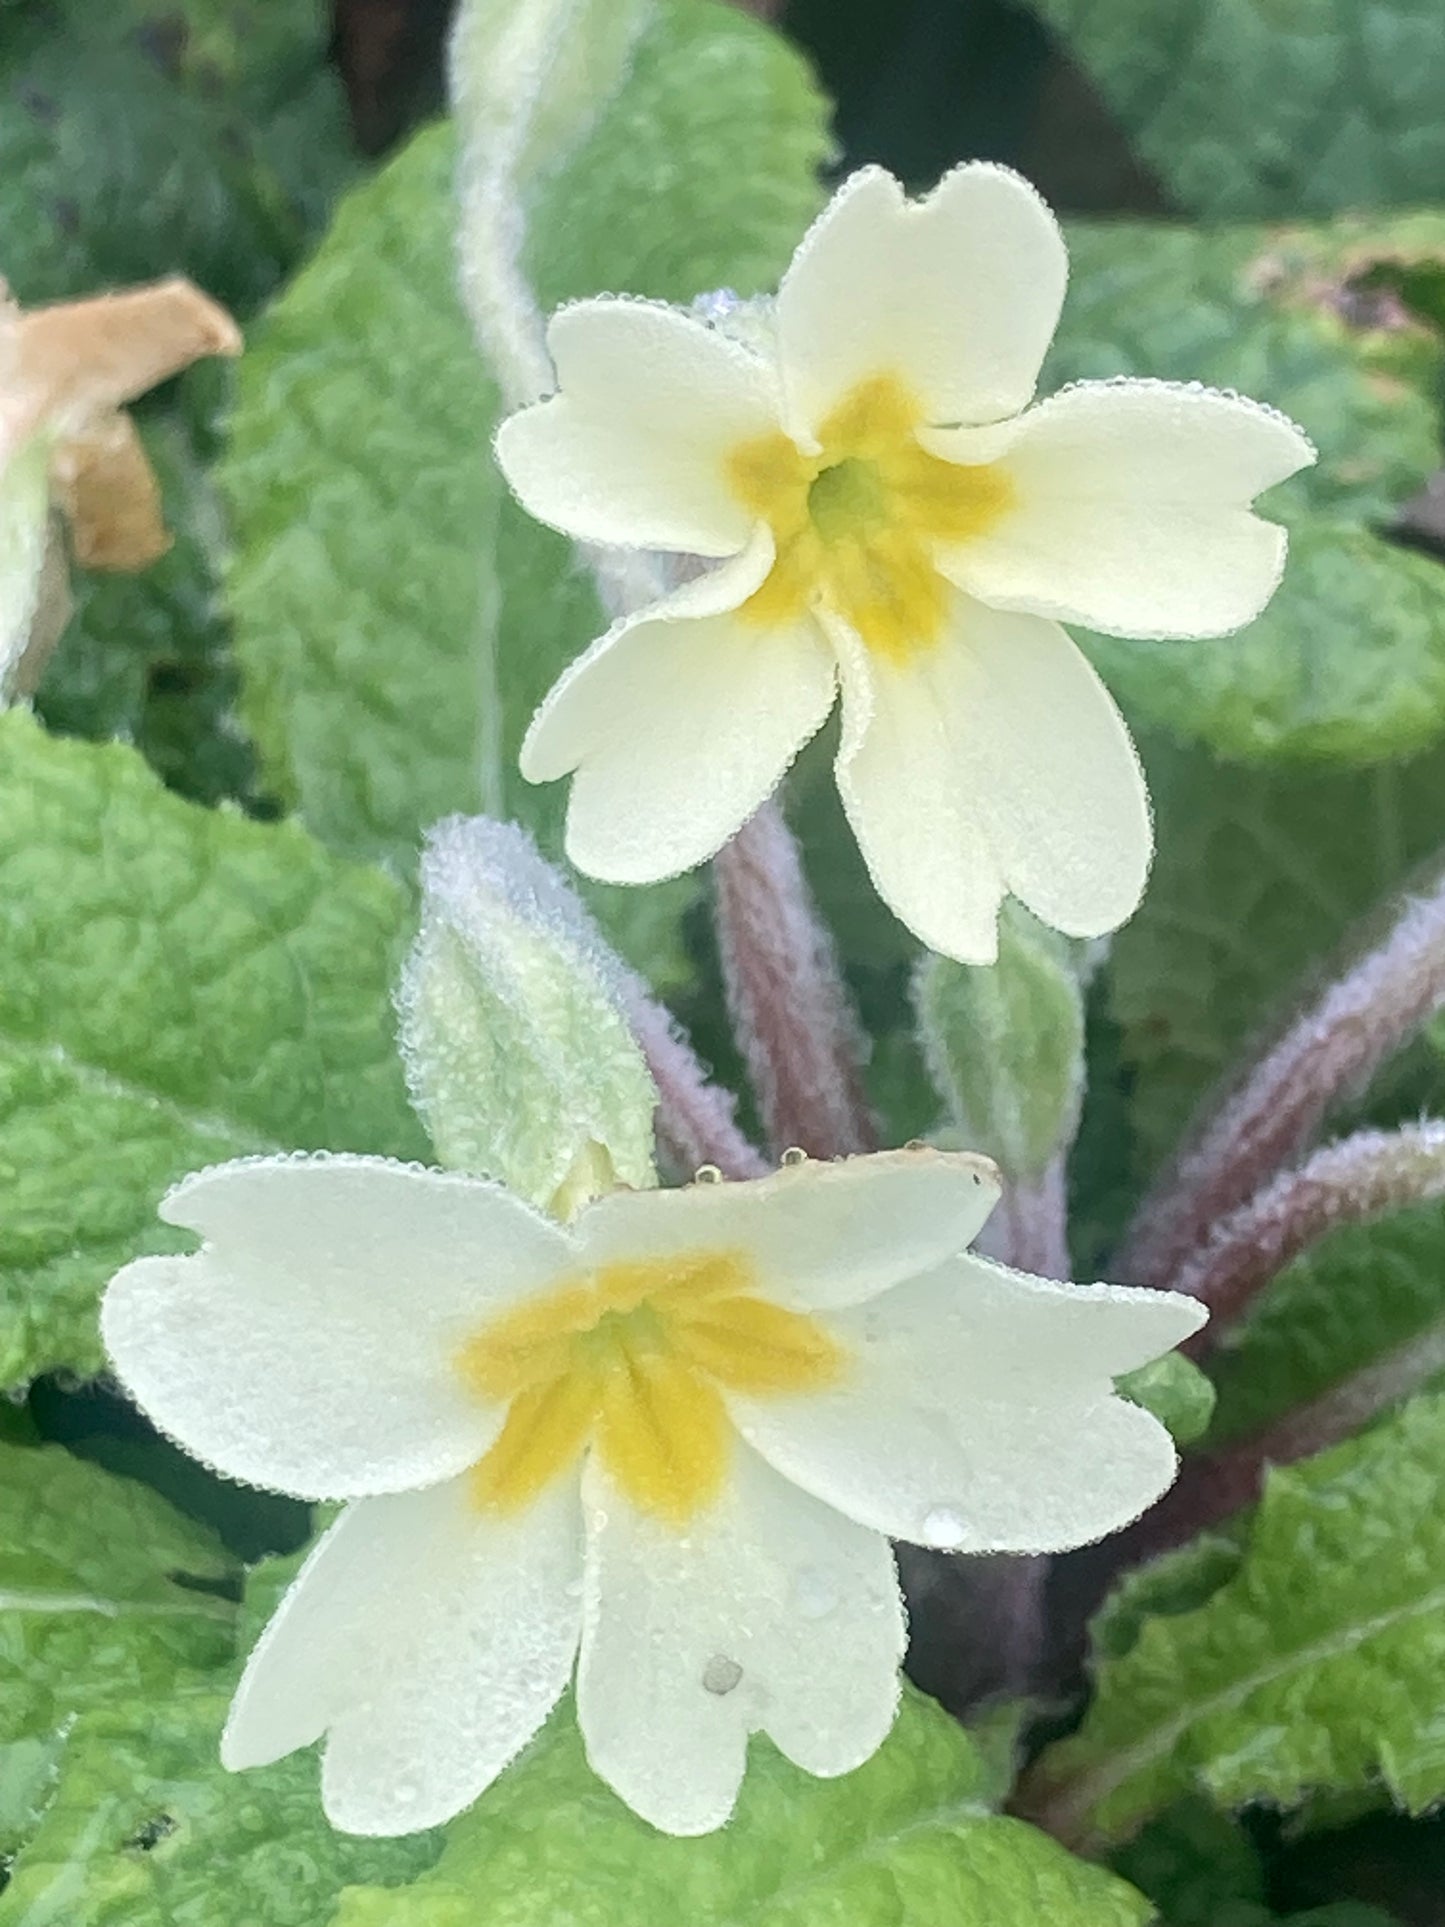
left=458, top=1251, right=846, bottom=1522
left=725, top=372, right=1013, bottom=663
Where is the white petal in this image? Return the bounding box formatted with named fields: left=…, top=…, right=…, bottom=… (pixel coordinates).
left=732, top=1258, right=1197, bottom=1554
left=853, top=1254, right=1207, bottom=1388
left=573, top=1145, right=1000, bottom=1312
left=495, top=299, right=779, bottom=556
left=101, top=1154, right=575, bottom=1500
left=521, top=533, right=837, bottom=884
left=775, top=164, right=1066, bottom=441
left=832, top=600, right=1151, bottom=961
left=575, top=1448, right=903, bottom=1834
left=223, top=1473, right=583, bottom=1834
left=936, top=379, right=1316, bottom=639
left=830, top=619, right=1004, bottom=963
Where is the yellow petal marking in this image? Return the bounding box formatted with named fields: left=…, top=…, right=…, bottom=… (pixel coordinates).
left=725, top=372, right=1013, bottom=663
left=457, top=1249, right=845, bottom=1523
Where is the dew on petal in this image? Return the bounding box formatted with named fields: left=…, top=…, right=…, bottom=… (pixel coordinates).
left=791, top=1564, right=840, bottom=1620
left=921, top=1504, right=969, bottom=1547
left=690, top=288, right=741, bottom=324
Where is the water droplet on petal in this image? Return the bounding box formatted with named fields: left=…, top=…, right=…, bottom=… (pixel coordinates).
left=921, top=1505, right=969, bottom=1548
left=691, top=287, right=741, bottom=324
left=792, top=1565, right=839, bottom=1620
left=702, top=1654, right=743, bottom=1696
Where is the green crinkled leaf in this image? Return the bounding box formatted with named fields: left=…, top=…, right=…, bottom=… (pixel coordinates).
left=1207, top=1202, right=1445, bottom=1446
left=1112, top=1798, right=1401, bottom=1927
left=220, top=0, right=830, bottom=987
left=1025, top=1393, right=1445, bottom=1851
left=0, top=1443, right=236, bottom=1852
left=1107, top=733, right=1445, bottom=1163
left=1, top=1552, right=1143, bottom=1926
left=0, top=1687, right=440, bottom=1926
left=1116, top=1354, right=1217, bottom=1449
left=1027, top=0, right=1445, bottom=219
left=331, top=1690, right=1150, bottom=1927
left=0, top=0, right=353, bottom=312
left=914, top=907, right=1084, bottom=1182
left=0, top=713, right=426, bottom=1387
left=1047, top=218, right=1445, bottom=767
left=1088, top=514, right=1445, bottom=767
left=0, top=1547, right=434, bottom=1920
left=35, top=406, right=257, bottom=808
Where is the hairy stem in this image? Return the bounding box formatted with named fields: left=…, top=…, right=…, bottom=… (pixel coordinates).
left=449, top=0, right=571, bottom=409
left=622, top=990, right=769, bottom=1181
left=973, top=1158, right=1070, bottom=1279
left=1117, top=871, right=1445, bottom=1288
left=713, top=801, right=876, bottom=1160
left=1178, top=1121, right=1445, bottom=1356
left=449, top=0, right=660, bottom=620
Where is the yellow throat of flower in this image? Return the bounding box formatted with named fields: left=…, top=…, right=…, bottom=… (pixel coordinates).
left=457, top=1250, right=844, bottom=1523
left=725, top=373, right=1013, bottom=663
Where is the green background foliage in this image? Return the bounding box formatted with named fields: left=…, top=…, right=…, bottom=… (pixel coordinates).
left=7, top=0, right=1445, bottom=1916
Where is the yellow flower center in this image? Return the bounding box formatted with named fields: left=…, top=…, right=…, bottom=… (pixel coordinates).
left=725, top=373, right=1013, bottom=663
left=456, top=1250, right=844, bottom=1523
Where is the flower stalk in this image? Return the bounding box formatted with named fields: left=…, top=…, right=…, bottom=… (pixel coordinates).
left=713, top=800, right=877, bottom=1160
left=1117, top=868, right=1445, bottom=1289
left=1175, top=1121, right=1445, bottom=1356
left=620, top=985, right=769, bottom=1180
left=974, top=1158, right=1071, bottom=1281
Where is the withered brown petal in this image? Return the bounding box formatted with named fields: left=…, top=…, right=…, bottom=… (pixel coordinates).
left=14, top=276, right=241, bottom=439
left=52, top=411, right=172, bottom=572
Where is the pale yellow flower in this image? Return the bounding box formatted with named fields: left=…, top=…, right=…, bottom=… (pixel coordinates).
left=496, top=165, right=1314, bottom=962
left=103, top=1148, right=1202, bottom=1835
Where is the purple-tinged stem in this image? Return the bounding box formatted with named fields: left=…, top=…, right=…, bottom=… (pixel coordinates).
left=1178, top=1121, right=1445, bottom=1357
left=713, top=800, right=877, bottom=1160
left=1134, top=1315, right=1445, bottom=1558
left=1116, top=872, right=1445, bottom=1289
left=974, top=1158, right=1071, bottom=1280
left=622, top=990, right=768, bottom=1181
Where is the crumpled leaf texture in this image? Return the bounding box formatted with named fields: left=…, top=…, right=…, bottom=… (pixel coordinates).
left=331, top=1690, right=1151, bottom=1927
left=1030, top=0, right=1445, bottom=220
left=0, top=713, right=426, bottom=1386
left=0, top=1443, right=235, bottom=1852
left=1027, top=1392, right=1445, bottom=1848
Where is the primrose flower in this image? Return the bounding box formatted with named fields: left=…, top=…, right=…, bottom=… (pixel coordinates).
left=102, top=1148, right=1202, bottom=1836
left=495, top=166, right=1314, bottom=963
left=0, top=275, right=239, bottom=692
